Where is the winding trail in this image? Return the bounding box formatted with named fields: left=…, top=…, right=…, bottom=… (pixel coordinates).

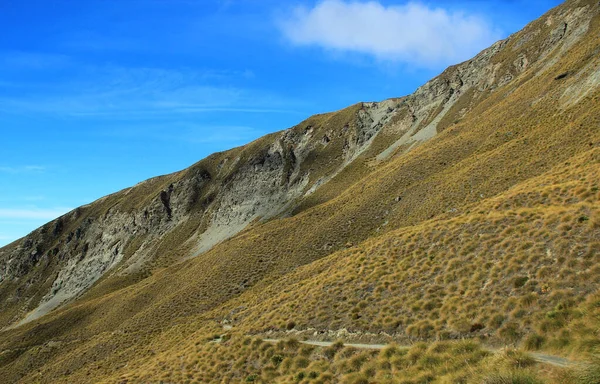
left=262, top=338, right=575, bottom=368
left=263, top=339, right=388, bottom=350
left=528, top=352, right=574, bottom=368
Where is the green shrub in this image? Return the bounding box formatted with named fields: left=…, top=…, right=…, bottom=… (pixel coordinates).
left=271, top=354, right=284, bottom=366
left=513, top=276, right=529, bottom=288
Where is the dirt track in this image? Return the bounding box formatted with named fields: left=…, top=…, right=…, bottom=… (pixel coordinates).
left=262, top=338, right=576, bottom=368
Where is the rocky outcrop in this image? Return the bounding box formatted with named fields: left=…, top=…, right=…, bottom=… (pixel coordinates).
left=377, top=0, right=596, bottom=160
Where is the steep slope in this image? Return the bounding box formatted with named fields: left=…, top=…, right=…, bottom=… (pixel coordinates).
left=230, top=149, right=600, bottom=340
left=0, top=101, right=403, bottom=327
left=2, top=0, right=593, bottom=331
left=0, top=0, right=598, bottom=382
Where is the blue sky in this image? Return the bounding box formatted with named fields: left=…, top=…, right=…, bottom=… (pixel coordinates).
left=0, top=0, right=562, bottom=246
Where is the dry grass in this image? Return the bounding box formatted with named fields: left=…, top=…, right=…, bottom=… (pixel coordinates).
left=225, top=150, right=599, bottom=349
left=0, top=0, right=598, bottom=382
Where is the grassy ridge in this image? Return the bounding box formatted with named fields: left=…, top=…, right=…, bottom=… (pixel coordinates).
left=0, top=0, right=598, bottom=382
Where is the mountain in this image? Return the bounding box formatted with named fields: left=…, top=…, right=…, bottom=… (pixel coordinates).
left=0, top=0, right=599, bottom=382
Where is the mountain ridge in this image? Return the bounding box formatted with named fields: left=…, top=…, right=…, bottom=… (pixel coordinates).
left=0, top=0, right=599, bottom=382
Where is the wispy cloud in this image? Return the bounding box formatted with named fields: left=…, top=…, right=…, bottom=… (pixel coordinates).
left=278, top=0, right=501, bottom=67
left=94, top=123, right=269, bottom=146
left=0, top=207, right=72, bottom=220
left=182, top=125, right=269, bottom=144
left=0, top=195, right=46, bottom=202
left=0, top=65, right=303, bottom=118
left=0, top=165, right=46, bottom=174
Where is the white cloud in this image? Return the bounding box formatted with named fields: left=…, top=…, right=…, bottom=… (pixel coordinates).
left=279, top=0, right=501, bottom=66
left=0, top=207, right=72, bottom=220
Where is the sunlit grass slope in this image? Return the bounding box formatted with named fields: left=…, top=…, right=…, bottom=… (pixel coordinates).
left=0, top=0, right=598, bottom=382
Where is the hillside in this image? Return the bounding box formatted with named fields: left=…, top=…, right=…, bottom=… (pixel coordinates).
left=0, top=0, right=599, bottom=382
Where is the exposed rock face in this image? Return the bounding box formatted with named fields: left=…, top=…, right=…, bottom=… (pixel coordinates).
left=0, top=0, right=596, bottom=328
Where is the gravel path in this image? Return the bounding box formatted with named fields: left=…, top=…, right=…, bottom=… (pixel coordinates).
left=262, top=338, right=576, bottom=368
